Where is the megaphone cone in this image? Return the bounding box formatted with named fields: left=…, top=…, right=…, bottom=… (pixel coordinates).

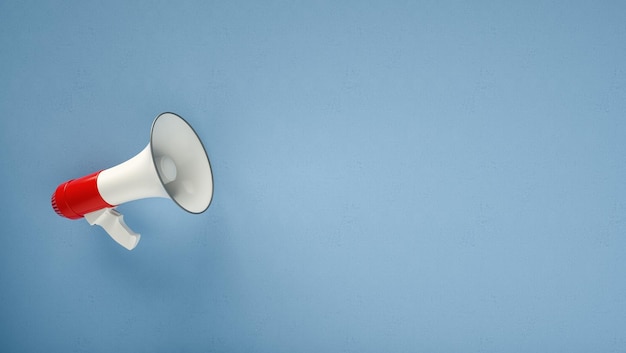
left=51, top=112, right=214, bottom=250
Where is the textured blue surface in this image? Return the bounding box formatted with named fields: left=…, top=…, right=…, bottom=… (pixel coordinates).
left=1, top=1, right=626, bottom=352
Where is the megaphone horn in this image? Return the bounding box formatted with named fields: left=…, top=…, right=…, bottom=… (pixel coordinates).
left=51, top=112, right=214, bottom=250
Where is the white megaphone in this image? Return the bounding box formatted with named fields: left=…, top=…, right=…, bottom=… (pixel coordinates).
left=51, top=112, right=213, bottom=250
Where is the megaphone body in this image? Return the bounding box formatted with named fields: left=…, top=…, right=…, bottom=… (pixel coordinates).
left=51, top=112, right=213, bottom=250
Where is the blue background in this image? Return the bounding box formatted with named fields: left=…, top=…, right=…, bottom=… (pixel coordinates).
left=1, top=1, right=626, bottom=352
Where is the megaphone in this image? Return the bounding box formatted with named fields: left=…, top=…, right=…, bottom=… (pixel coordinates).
left=51, top=112, right=214, bottom=250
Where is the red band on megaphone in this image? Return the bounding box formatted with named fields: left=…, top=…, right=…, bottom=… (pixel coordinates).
left=51, top=171, right=115, bottom=219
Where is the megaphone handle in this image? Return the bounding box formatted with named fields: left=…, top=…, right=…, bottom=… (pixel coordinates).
left=84, top=208, right=141, bottom=250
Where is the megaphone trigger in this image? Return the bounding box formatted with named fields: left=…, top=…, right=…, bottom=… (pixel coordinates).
left=84, top=208, right=140, bottom=251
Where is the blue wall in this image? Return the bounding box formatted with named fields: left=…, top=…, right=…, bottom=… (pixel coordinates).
left=1, top=1, right=626, bottom=352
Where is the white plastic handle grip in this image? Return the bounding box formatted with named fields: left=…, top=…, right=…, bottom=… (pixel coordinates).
left=84, top=208, right=141, bottom=250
